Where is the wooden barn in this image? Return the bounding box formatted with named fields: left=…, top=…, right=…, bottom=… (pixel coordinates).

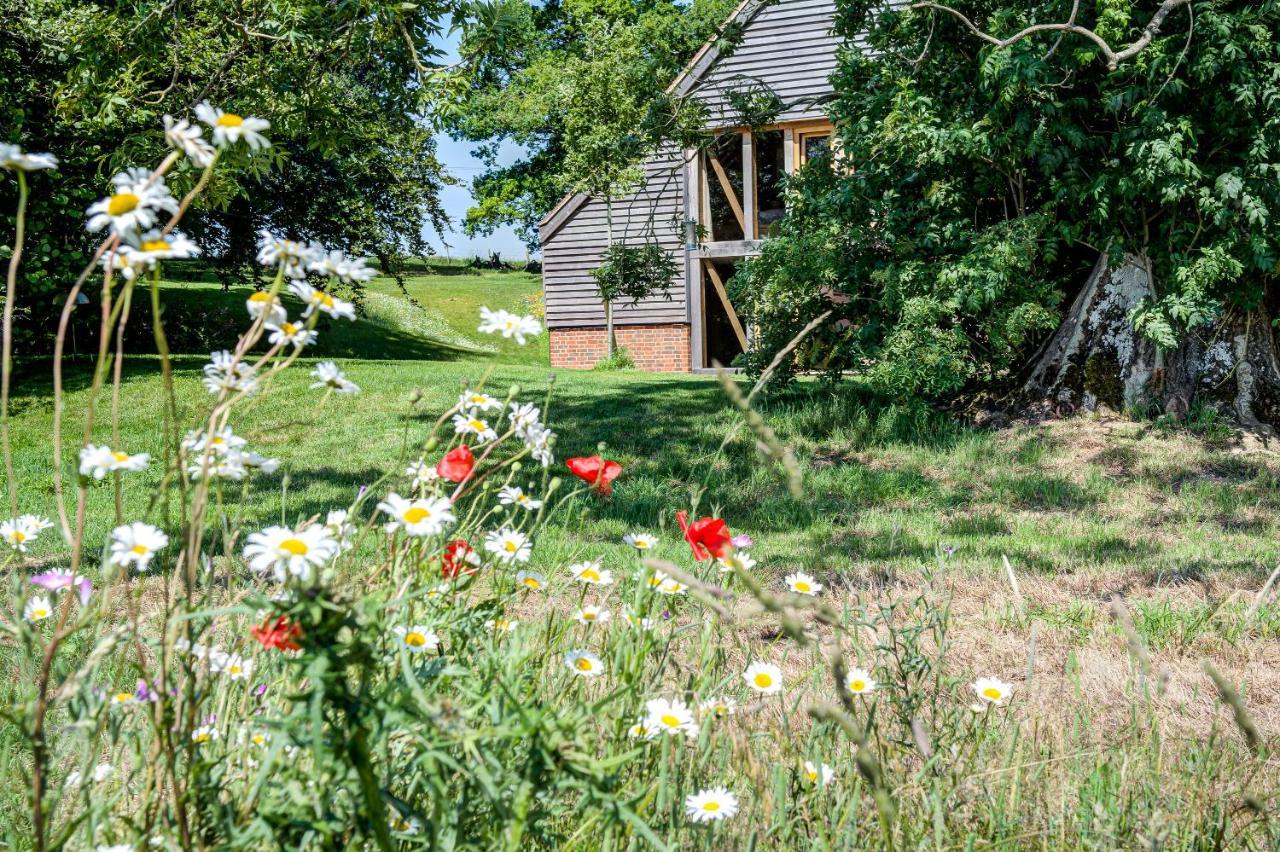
left=538, top=0, right=842, bottom=372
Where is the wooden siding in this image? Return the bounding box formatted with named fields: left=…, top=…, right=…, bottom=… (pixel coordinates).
left=541, top=149, right=688, bottom=329
left=680, top=0, right=842, bottom=128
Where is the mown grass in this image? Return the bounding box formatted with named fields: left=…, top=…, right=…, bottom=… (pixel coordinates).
left=5, top=265, right=1279, bottom=846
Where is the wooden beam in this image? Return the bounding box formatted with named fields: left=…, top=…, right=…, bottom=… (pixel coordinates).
left=703, top=261, right=749, bottom=353
left=706, top=154, right=746, bottom=235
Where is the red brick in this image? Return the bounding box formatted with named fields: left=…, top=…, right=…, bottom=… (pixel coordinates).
left=549, top=325, right=690, bottom=372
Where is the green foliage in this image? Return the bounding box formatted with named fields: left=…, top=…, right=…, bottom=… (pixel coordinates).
left=1, top=0, right=456, bottom=347
left=592, top=241, right=678, bottom=305
left=741, top=0, right=1280, bottom=397
left=592, top=345, right=637, bottom=370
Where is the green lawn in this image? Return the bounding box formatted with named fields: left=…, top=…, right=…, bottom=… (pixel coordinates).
left=6, top=264, right=1280, bottom=844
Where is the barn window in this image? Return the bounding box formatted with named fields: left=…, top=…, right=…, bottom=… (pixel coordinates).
left=753, top=131, right=786, bottom=237
left=701, top=134, right=746, bottom=242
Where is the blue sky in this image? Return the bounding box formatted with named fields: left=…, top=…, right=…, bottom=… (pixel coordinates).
left=424, top=30, right=532, bottom=261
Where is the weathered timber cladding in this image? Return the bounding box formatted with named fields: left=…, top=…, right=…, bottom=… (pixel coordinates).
left=678, top=0, right=841, bottom=127
left=541, top=148, right=688, bottom=329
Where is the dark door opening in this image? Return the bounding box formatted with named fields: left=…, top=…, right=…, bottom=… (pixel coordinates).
left=702, top=258, right=747, bottom=368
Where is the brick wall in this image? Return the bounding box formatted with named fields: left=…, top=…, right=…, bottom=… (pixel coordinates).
left=549, top=324, right=691, bottom=372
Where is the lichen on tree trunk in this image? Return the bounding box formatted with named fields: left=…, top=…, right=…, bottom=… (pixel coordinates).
left=1021, top=252, right=1280, bottom=433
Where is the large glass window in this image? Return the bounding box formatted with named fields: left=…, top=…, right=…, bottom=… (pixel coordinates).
left=702, top=134, right=745, bottom=242
left=754, top=131, right=786, bottom=237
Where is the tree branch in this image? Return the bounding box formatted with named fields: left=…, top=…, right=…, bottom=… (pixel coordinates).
left=910, top=0, right=1193, bottom=70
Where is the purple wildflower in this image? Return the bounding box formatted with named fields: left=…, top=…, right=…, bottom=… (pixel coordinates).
left=30, top=569, right=93, bottom=606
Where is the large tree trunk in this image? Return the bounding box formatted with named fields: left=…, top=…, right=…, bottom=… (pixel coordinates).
left=1022, top=253, right=1280, bottom=433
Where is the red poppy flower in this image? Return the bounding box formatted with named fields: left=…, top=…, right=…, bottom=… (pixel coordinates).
left=436, top=445, right=475, bottom=483
left=566, top=456, right=622, bottom=495
left=676, top=510, right=732, bottom=560
left=250, top=615, right=302, bottom=653
left=442, top=539, right=480, bottom=578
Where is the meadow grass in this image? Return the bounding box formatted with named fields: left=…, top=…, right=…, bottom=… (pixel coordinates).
left=5, top=264, right=1279, bottom=848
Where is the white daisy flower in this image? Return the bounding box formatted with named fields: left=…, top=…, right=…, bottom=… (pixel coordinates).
left=101, top=248, right=152, bottom=282
left=684, top=787, right=738, bottom=823
left=255, top=229, right=315, bottom=278
left=972, top=676, right=1013, bottom=707
left=628, top=719, right=659, bottom=740
left=389, top=812, right=421, bottom=834
left=85, top=168, right=178, bottom=235
left=393, top=625, right=439, bottom=653
left=644, top=698, right=699, bottom=738
left=564, top=649, right=604, bottom=678
left=573, top=604, right=610, bottom=626
left=507, top=402, right=542, bottom=437
left=483, top=528, right=531, bottom=563
left=242, top=524, right=339, bottom=582
left=240, top=450, right=280, bottom=475
left=523, top=425, right=555, bottom=467
left=289, top=281, right=356, bottom=321
left=2, top=515, right=52, bottom=552
left=622, top=607, right=655, bottom=630
left=377, top=493, right=455, bottom=537
left=109, top=690, right=137, bottom=705
left=743, top=661, right=783, bottom=695
left=0, top=143, right=58, bottom=172
left=484, top=617, right=518, bottom=633
left=162, top=115, right=215, bottom=167
left=451, top=412, right=498, bottom=444
left=405, top=460, right=440, bottom=491
left=570, top=559, right=613, bottom=586
left=187, top=452, right=248, bottom=482
left=211, top=652, right=254, bottom=680
left=324, top=509, right=355, bottom=551
left=307, top=247, right=375, bottom=285
left=803, top=761, right=836, bottom=786
left=699, top=696, right=738, bottom=719
left=245, top=290, right=287, bottom=324
left=515, top=570, right=545, bottom=591
left=785, top=571, right=822, bottom=595
left=717, top=551, right=757, bottom=573
left=109, top=522, right=169, bottom=571
left=124, top=229, right=200, bottom=264
left=459, top=389, right=502, bottom=412
left=66, top=762, right=115, bottom=790
left=182, top=426, right=247, bottom=456
left=310, top=361, right=360, bottom=394
left=650, top=570, right=687, bottom=596
left=24, top=595, right=54, bottom=622
left=498, top=486, right=543, bottom=512
left=478, top=306, right=542, bottom=345
left=623, top=532, right=658, bottom=550
left=195, top=102, right=271, bottom=150
left=265, top=319, right=317, bottom=349
left=845, top=667, right=877, bottom=696
left=79, top=444, right=150, bottom=480
left=201, top=350, right=259, bottom=396
left=191, top=725, right=220, bottom=744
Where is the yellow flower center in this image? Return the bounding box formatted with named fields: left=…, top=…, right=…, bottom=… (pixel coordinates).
left=582, top=611, right=596, bottom=621
left=493, top=619, right=509, bottom=630
left=574, top=657, right=593, bottom=671
left=112, top=451, right=129, bottom=462
left=660, top=714, right=680, bottom=728
left=141, top=239, right=170, bottom=252
left=11, top=531, right=25, bottom=542
left=703, top=802, right=720, bottom=812
left=228, top=664, right=242, bottom=674
left=252, top=734, right=266, bottom=746
left=217, top=113, right=244, bottom=127
left=278, top=538, right=308, bottom=556
left=114, top=692, right=133, bottom=703
left=636, top=540, right=650, bottom=548
left=982, top=687, right=1003, bottom=701
left=523, top=578, right=541, bottom=589
left=211, top=436, right=224, bottom=445
left=806, top=769, right=818, bottom=781
left=504, top=540, right=518, bottom=553
left=580, top=569, right=599, bottom=582
left=282, top=322, right=298, bottom=335
left=404, top=632, right=428, bottom=647
left=107, top=193, right=139, bottom=216
left=403, top=507, right=430, bottom=524
left=131, top=544, right=149, bottom=555
left=469, top=419, right=485, bottom=431
left=31, top=607, right=49, bottom=619
left=850, top=680, right=865, bottom=692
left=794, top=581, right=811, bottom=592
left=392, top=818, right=409, bottom=831
left=317, top=292, right=335, bottom=308
left=249, top=291, right=273, bottom=303
left=194, top=732, right=211, bottom=743
left=753, top=673, right=773, bottom=689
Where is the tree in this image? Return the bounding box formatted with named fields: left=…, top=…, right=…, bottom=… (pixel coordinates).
left=441, top=0, right=737, bottom=249
left=1, top=0, right=457, bottom=347
left=738, top=0, right=1280, bottom=428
